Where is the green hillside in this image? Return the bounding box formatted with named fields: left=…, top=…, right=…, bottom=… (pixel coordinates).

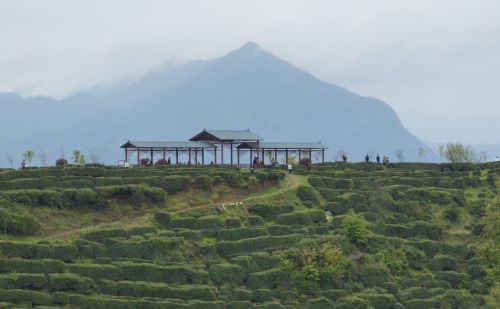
left=0, top=163, right=498, bottom=308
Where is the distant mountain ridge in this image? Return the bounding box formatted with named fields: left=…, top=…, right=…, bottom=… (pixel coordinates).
left=0, top=42, right=438, bottom=166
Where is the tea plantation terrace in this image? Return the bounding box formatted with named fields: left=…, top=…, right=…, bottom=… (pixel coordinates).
left=121, top=129, right=327, bottom=166
left=0, top=162, right=497, bottom=308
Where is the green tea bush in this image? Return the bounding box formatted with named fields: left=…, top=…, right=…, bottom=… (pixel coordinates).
left=217, top=234, right=303, bottom=257
left=228, top=301, right=254, bottom=309
left=333, top=296, right=371, bottom=309
left=334, top=179, right=353, bottom=190
left=80, top=228, right=129, bottom=243
left=358, top=293, right=398, bottom=309
left=324, top=202, right=349, bottom=215
left=74, top=239, right=107, bottom=257
left=0, top=289, right=51, bottom=306
left=247, top=268, right=285, bottom=289
left=267, top=225, right=293, bottom=236
left=358, top=264, right=391, bottom=287
left=308, top=176, right=336, bottom=189
left=68, top=264, right=124, bottom=282
left=15, top=273, right=47, bottom=289
left=48, top=273, right=96, bottom=294
left=217, top=227, right=268, bottom=241
left=103, top=236, right=183, bottom=260
left=429, top=254, right=458, bottom=271
left=194, top=215, right=225, bottom=230
left=0, top=209, right=42, bottom=236
left=209, top=263, right=247, bottom=285
left=194, top=176, right=213, bottom=191
left=276, top=211, right=313, bottom=225
left=61, top=188, right=108, bottom=210
left=0, top=258, right=65, bottom=274
left=168, top=217, right=197, bottom=229
left=225, top=218, right=241, bottom=228
left=248, top=215, right=265, bottom=226
left=296, top=186, right=320, bottom=205
left=100, top=280, right=216, bottom=301
left=405, top=188, right=453, bottom=205
left=230, top=288, right=253, bottom=301
left=252, top=288, right=273, bottom=302
left=96, top=184, right=166, bottom=204
left=115, top=262, right=209, bottom=284
left=248, top=204, right=294, bottom=220
left=0, top=189, right=63, bottom=207
left=341, top=213, right=369, bottom=246
left=434, top=271, right=470, bottom=288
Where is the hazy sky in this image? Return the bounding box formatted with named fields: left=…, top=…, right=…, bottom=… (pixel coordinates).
left=1, top=0, right=499, bottom=144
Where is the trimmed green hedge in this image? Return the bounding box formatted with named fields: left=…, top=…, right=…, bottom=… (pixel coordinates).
left=208, top=263, right=247, bottom=285
left=248, top=204, right=294, bottom=220
left=68, top=264, right=124, bottom=282
left=247, top=268, right=285, bottom=289
left=217, top=234, right=302, bottom=257
left=0, top=289, right=51, bottom=306
left=217, top=227, right=268, bottom=241
left=15, top=273, right=47, bottom=289
left=114, top=262, right=209, bottom=284
left=0, top=258, right=65, bottom=274
left=48, top=273, right=96, bottom=294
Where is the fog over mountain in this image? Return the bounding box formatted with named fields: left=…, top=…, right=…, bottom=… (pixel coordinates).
left=0, top=43, right=439, bottom=166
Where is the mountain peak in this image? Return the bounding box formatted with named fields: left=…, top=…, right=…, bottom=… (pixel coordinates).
left=239, top=42, right=261, bottom=51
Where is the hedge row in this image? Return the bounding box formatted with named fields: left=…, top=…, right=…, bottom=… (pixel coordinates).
left=0, top=241, right=78, bottom=262
left=100, top=280, right=216, bottom=301
left=217, top=234, right=302, bottom=257
left=112, top=262, right=210, bottom=284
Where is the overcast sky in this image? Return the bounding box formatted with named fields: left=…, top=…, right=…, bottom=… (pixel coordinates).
left=1, top=0, right=499, bottom=144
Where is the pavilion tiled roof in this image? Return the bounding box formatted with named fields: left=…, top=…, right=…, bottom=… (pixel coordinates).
left=237, top=142, right=328, bottom=149
left=121, top=141, right=216, bottom=149
left=190, top=129, right=263, bottom=141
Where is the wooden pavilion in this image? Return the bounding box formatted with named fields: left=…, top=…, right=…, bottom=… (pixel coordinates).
left=120, top=129, right=328, bottom=166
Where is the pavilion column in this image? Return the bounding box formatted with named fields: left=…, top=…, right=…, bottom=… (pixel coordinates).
left=298, top=149, right=301, bottom=162
left=163, top=148, right=166, bottom=161
left=214, top=147, right=217, bottom=165
left=237, top=148, right=240, bottom=167
left=137, top=148, right=140, bottom=166
left=250, top=148, right=253, bottom=166
left=262, top=149, right=265, bottom=166
left=230, top=142, right=233, bottom=166
left=285, top=149, right=288, bottom=165
left=188, top=148, right=192, bottom=165
left=202, top=149, right=205, bottom=165
left=221, top=142, right=224, bottom=166
left=256, top=141, right=260, bottom=165
left=195, top=149, right=198, bottom=164
left=322, top=149, right=325, bottom=163
left=150, top=148, right=154, bottom=165
left=309, top=148, right=312, bottom=162
left=125, top=148, right=128, bottom=163
left=274, top=148, right=277, bottom=164
left=176, top=148, right=179, bottom=165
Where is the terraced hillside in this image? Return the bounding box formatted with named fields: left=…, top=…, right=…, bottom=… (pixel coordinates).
left=0, top=163, right=498, bottom=308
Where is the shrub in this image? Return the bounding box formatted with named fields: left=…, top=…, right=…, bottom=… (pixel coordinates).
left=68, top=264, right=124, bottom=282
left=209, top=264, right=247, bottom=285
left=358, top=263, right=391, bottom=287
left=248, top=215, right=265, bottom=226
left=334, top=179, right=353, bottom=190
left=296, top=186, right=320, bottom=205
left=434, top=271, right=470, bottom=288
left=194, top=215, right=225, bottom=230
left=358, top=293, right=398, bottom=309
left=248, top=204, right=294, bottom=220
left=0, top=209, right=42, bottom=236
left=194, top=176, right=213, bottom=191
left=55, top=158, right=68, bottom=166
left=154, top=211, right=171, bottom=226
left=276, top=212, right=313, bottom=225
left=155, top=158, right=168, bottom=166
left=308, top=176, right=336, bottom=189
left=341, top=213, right=369, bottom=246
left=267, top=225, right=293, bottom=236
left=217, top=234, right=302, bottom=257
left=96, top=184, right=166, bottom=204
left=80, top=228, right=128, bottom=243
left=74, top=239, right=107, bottom=257
left=333, top=297, right=371, bottom=309
left=103, top=236, right=183, bottom=260
left=15, top=273, right=47, bottom=289
left=48, top=273, right=96, bottom=294
left=0, top=258, right=65, bottom=274
left=429, top=254, right=458, bottom=271
left=228, top=301, right=253, bottom=309
left=225, top=218, right=241, bottom=228
left=217, top=227, right=268, bottom=241
left=115, top=262, right=209, bottom=284
left=247, top=268, right=285, bottom=289
left=324, top=202, right=349, bottom=215
left=61, top=188, right=108, bottom=210
left=0, top=289, right=51, bottom=306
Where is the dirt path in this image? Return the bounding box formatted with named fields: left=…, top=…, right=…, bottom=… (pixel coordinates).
left=243, top=174, right=305, bottom=203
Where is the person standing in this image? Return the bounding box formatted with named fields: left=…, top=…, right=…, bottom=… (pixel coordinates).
left=376, top=154, right=380, bottom=163
left=288, top=163, right=293, bottom=174
left=495, top=156, right=499, bottom=162
left=365, top=154, right=370, bottom=162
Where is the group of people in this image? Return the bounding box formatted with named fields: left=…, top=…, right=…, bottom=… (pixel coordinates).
left=364, top=154, right=389, bottom=164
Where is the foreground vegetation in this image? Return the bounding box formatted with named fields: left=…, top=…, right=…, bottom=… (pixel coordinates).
left=0, top=162, right=498, bottom=308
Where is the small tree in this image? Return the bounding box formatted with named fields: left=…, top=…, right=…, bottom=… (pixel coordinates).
left=55, top=158, right=68, bottom=166
left=22, top=150, right=35, bottom=167
left=395, top=148, right=405, bottom=163
left=38, top=151, right=48, bottom=167
left=72, top=150, right=86, bottom=165
left=342, top=212, right=369, bottom=246
left=443, top=143, right=483, bottom=163
left=417, top=145, right=426, bottom=162
left=5, top=154, right=14, bottom=168
left=0, top=207, right=11, bottom=238
left=438, top=144, right=445, bottom=163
